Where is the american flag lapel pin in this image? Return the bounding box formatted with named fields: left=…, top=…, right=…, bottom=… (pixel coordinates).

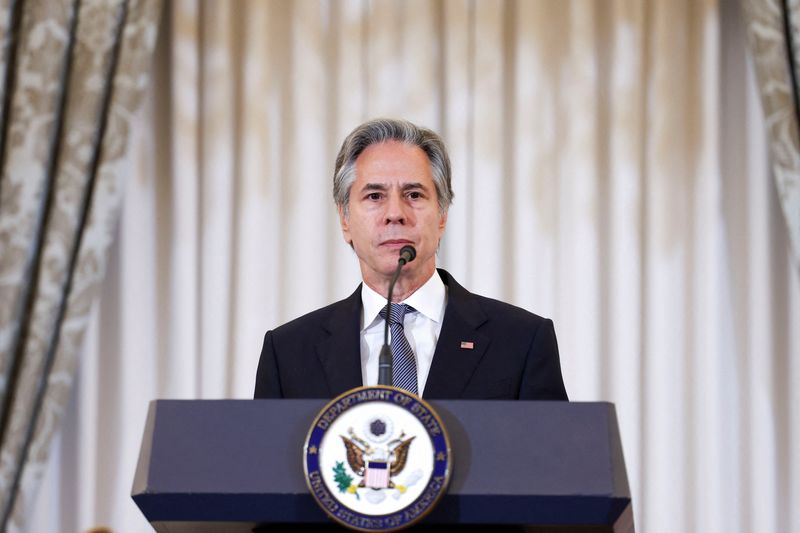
left=460, top=341, right=474, bottom=350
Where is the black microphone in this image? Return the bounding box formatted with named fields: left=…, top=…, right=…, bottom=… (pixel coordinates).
left=398, top=245, right=416, bottom=265
left=378, top=245, right=417, bottom=386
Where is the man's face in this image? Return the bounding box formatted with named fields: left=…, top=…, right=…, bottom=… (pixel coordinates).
left=339, top=141, right=447, bottom=286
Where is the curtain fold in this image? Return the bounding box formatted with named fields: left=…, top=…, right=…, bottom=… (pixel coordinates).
left=25, top=1, right=800, bottom=532
left=0, top=0, right=160, bottom=531
left=742, top=0, right=800, bottom=267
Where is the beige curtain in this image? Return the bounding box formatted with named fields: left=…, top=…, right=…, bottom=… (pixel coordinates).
left=742, top=0, right=800, bottom=267
left=29, top=0, right=800, bottom=532
left=0, top=0, right=160, bottom=531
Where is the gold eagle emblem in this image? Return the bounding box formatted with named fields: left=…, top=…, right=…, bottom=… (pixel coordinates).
left=340, top=429, right=415, bottom=488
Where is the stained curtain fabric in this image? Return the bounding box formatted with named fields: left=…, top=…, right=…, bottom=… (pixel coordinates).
left=0, top=0, right=160, bottom=531
left=28, top=0, right=800, bottom=532
left=742, top=0, right=800, bottom=267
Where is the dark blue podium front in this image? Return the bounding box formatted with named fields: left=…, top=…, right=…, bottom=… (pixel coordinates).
left=132, top=400, right=633, bottom=532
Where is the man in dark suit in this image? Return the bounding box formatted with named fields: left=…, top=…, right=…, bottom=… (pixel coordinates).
left=255, top=119, right=567, bottom=400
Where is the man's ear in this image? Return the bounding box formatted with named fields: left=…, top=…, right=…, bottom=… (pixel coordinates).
left=438, top=209, right=448, bottom=232
left=338, top=205, right=352, bottom=244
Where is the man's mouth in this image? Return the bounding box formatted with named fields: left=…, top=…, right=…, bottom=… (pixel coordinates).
left=380, top=239, right=414, bottom=248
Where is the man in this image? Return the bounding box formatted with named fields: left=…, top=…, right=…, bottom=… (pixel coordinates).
left=254, top=119, right=567, bottom=400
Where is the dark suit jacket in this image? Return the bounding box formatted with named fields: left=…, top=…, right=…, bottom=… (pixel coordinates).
left=254, top=269, right=568, bottom=400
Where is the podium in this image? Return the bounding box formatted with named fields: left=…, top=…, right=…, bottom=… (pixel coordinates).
left=132, top=400, right=634, bottom=532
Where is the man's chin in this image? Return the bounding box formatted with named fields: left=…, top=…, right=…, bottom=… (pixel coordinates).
left=376, top=254, right=408, bottom=274
left=360, top=262, right=402, bottom=281
left=361, top=253, right=430, bottom=281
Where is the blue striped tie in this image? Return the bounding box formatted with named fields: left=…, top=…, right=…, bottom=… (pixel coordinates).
left=380, top=303, right=418, bottom=395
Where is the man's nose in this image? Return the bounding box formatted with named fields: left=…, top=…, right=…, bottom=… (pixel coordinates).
left=384, top=192, right=406, bottom=224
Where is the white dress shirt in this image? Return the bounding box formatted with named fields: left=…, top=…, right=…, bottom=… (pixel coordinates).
left=360, top=270, right=447, bottom=395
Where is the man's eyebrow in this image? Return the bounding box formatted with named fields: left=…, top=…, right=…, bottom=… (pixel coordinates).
left=360, top=183, right=389, bottom=192
left=358, top=182, right=430, bottom=192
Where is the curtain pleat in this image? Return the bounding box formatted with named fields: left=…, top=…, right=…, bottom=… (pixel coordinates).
left=0, top=0, right=161, bottom=531
left=742, top=0, right=800, bottom=268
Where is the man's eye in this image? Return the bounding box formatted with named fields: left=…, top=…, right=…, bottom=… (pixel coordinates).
left=367, top=192, right=382, bottom=200
left=408, top=191, right=422, bottom=199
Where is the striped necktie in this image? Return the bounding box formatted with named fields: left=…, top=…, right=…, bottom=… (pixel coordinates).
left=379, top=303, right=418, bottom=395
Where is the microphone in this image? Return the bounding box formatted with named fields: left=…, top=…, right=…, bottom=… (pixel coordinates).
left=398, top=245, right=416, bottom=265
left=378, top=245, right=416, bottom=386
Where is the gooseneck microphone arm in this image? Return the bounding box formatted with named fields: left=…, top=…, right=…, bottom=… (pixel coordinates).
left=377, top=245, right=417, bottom=386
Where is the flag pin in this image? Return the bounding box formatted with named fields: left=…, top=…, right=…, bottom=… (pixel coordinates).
left=460, top=341, right=474, bottom=349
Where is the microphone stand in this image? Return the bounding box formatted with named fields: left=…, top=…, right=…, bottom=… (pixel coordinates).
left=377, top=246, right=416, bottom=386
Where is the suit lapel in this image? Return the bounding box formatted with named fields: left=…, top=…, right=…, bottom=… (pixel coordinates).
left=313, top=272, right=491, bottom=399
left=316, top=285, right=364, bottom=396
left=423, top=270, right=490, bottom=399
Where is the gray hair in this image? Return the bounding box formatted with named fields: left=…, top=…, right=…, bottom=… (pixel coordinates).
left=333, top=118, right=454, bottom=215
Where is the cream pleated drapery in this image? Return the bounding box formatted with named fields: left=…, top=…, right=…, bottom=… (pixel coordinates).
left=30, top=1, right=800, bottom=532
left=742, top=0, right=800, bottom=266
left=0, top=1, right=160, bottom=532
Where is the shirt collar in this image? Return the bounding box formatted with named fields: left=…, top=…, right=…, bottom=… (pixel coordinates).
left=361, top=270, right=447, bottom=330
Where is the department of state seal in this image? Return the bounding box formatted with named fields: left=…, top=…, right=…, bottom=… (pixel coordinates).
left=304, top=386, right=451, bottom=531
